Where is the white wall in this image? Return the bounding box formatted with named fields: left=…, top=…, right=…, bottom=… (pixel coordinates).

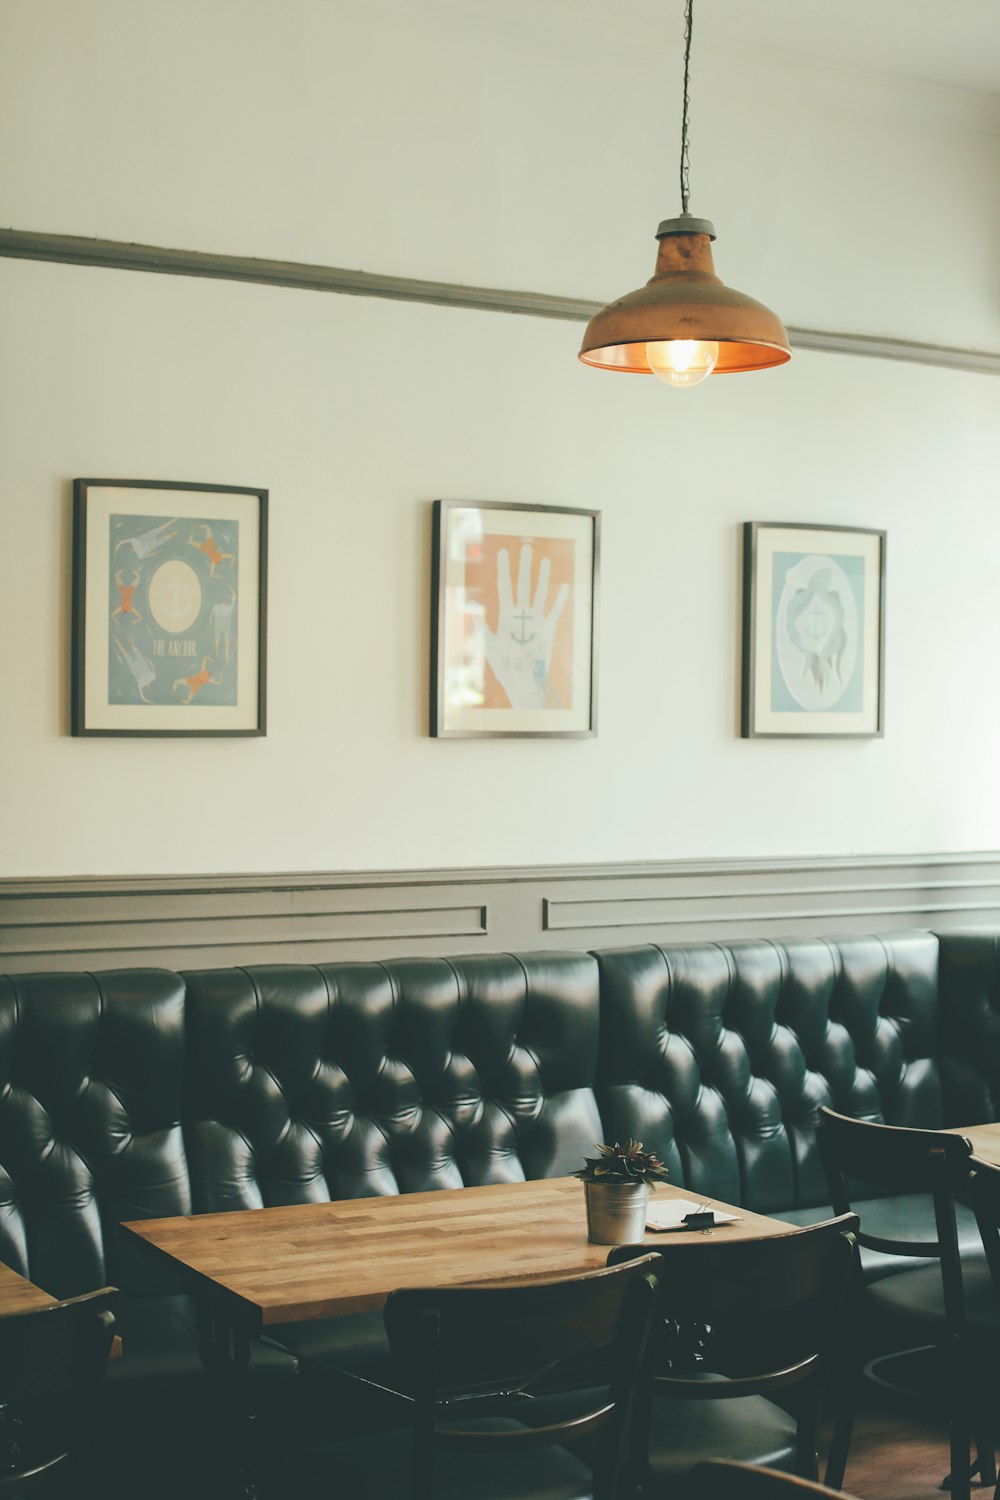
left=0, top=0, right=998, bottom=878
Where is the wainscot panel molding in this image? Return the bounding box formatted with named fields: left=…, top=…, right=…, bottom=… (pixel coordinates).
left=2, top=852, right=999, bottom=973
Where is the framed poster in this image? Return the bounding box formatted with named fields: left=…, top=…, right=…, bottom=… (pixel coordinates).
left=741, top=521, right=885, bottom=738
left=72, top=479, right=268, bottom=736
left=431, top=500, right=599, bottom=738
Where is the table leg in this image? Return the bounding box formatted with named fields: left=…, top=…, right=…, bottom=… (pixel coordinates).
left=196, top=1299, right=263, bottom=1500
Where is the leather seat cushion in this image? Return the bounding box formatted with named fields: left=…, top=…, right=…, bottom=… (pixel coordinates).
left=865, top=1256, right=1000, bottom=1333
left=272, top=1416, right=595, bottom=1500
left=777, top=1196, right=984, bottom=1283
left=511, top=1384, right=796, bottom=1480
left=644, top=1395, right=797, bottom=1483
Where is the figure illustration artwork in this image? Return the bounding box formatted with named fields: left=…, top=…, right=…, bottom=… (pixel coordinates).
left=466, top=535, right=575, bottom=711
left=771, top=551, right=864, bottom=713
left=106, top=512, right=239, bottom=708
left=431, top=499, right=598, bottom=738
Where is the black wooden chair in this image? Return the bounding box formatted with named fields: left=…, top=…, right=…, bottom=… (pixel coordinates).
left=607, top=1215, right=859, bottom=1498
left=271, top=1253, right=663, bottom=1500
left=817, top=1107, right=998, bottom=1500
left=965, top=1157, right=1000, bottom=1500
left=0, top=1285, right=117, bottom=1498
left=683, top=1459, right=864, bottom=1500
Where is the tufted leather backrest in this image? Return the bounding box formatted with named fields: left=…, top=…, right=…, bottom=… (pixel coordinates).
left=938, top=930, right=1000, bottom=1123
left=5, top=930, right=1000, bottom=1304
left=182, top=952, right=603, bottom=1212
left=0, top=970, right=191, bottom=1298
left=591, top=933, right=942, bottom=1213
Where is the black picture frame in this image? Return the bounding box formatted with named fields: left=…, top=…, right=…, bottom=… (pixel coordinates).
left=72, top=478, right=268, bottom=736
left=741, top=521, right=886, bottom=739
left=431, top=499, right=600, bottom=738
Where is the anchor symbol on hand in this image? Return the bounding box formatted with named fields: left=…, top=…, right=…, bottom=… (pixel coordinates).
left=511, top=610, right=536, bottom=646
left=481, top=542, right=569, bottom=710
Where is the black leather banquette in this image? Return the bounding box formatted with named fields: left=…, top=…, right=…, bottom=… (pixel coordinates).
left=0, top=929, right=998, bottom=1486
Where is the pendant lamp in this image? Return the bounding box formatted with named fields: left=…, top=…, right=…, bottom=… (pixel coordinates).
left=579, top=0, right=790, bottom=387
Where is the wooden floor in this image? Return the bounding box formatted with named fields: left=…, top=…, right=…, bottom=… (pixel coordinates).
left=834, top=1396, right=998, bottom=1500
left=840, top=1406, right=952, bottom=1500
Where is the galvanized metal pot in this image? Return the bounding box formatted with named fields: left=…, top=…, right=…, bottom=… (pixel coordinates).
left=583, top=1180, right=650, bottom=1245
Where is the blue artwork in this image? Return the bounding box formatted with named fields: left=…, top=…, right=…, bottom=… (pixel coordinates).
left=770, top=551, right=864, bottom=714
left=107, top=513, right=239, bottom=707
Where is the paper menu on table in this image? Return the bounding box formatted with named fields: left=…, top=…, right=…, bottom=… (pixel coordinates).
left=645, top=1198, right=740, bottom=1231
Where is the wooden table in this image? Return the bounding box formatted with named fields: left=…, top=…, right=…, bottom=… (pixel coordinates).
left=0, top=1261, right=57, bottom=1318
left=123, top=1176, right=793, bottom=1337
left=121, top=1179, right=796, bottom=1499
left=0, top=1261, right=122, bottom=1357
left=950, top=1122, right=1000, bottom=1167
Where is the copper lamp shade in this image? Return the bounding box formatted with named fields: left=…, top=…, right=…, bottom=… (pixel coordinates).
left=579, top=216, right=791, bottom=376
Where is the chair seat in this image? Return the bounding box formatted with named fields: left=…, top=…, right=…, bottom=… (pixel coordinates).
left=644, top=1395, right=798, bottom=1485
left=866, top=1258, right=1000, bottom=1333
left=520, top=1385, right=799, bottom=1487
left=777, top=1197, right=984, bottom=1284
left=273, top=1415, right=596, bottom=1500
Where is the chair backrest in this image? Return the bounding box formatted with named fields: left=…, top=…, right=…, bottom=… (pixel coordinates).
left=382, top=1253, right=663, bottom=1500
left=609, top=1215, right=858, bottom=1397
left=686, top=1459, right=864, bottom=1500
left=817, top=1107, right=973, bottom=1259
left=0, top=1286, right=116, bottom=1497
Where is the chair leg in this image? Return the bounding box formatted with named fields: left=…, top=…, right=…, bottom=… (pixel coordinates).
left=940, top=1414, right=995, bottom=1497
left=823, top=1329, right=861, bottom=1490
left=947, top=1430, right=972, bottom=1500
left=946, top=1347, right=972, bottom=1500
left=794, top=1412, right=820, bottom=1483
left=970, top=1341, right=997, bottom=1490
left=948, top=1362, right=999, bottom=1495
left=976, top=1422, right=997, bottom=1490
left=825, top=1396, right=857, bottom=1491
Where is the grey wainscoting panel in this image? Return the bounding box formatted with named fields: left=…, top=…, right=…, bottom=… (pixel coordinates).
left=1, top=853, right=999, bottom=972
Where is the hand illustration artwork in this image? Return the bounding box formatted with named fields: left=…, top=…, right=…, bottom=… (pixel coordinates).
left=481, top=544, right=569, bottom=709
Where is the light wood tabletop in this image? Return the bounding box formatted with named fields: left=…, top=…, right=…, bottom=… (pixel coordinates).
left=947, top=1122, right=1000, bottom=1167
left=0, top=1260, right=57, bottom=1318
left=0, top=1263, right=122, bottom=1357
left=122, top=1176, right=795, bottom=1334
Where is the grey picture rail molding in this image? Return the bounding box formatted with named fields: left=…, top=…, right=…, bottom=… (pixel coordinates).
left=2, top=851, right=999, bottom=973
left=2, top=228, right=998, bottom=378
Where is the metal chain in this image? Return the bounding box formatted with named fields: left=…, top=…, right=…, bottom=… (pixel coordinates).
left=679, top=0, right=694, bottom=214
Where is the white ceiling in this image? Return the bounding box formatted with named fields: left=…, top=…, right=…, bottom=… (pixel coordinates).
left=408, top=0, right=1000, bottom=101
left=695, top=0, right=1000, bottom=99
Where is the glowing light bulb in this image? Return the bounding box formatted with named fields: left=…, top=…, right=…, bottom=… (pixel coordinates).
left=645, top=339, right=719, bottom=388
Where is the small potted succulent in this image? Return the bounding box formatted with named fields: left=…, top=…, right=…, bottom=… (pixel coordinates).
left=575, top=1139, right=669, bottom=1244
